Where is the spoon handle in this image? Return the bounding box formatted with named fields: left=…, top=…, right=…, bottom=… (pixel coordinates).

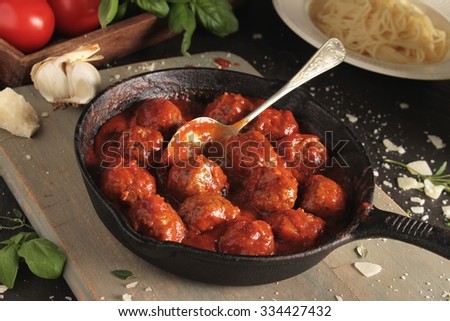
left=239, top=38, right=346, bottom=127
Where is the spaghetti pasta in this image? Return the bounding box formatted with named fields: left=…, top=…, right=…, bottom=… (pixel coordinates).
left=310, top=0, right=449, bottom=64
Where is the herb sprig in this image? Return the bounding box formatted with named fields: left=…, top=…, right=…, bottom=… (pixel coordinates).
left=386, top=159, right=450, bottom=193
left=0, top=210, right=66, bottom=289
left=98, top=0, right=239, bottom=55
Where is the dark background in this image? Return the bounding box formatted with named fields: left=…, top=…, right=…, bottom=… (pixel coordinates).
left=1, top=0, right=449, bottom=300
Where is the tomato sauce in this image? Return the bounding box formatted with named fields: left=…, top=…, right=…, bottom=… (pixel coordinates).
left=87, top=93, right=347, bottom=256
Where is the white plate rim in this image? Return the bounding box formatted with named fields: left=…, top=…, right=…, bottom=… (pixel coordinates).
left=273, top=0, right=450, bottom=80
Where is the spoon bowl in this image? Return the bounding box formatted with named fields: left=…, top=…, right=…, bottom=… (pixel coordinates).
left=166, top=38, right=346, bottom=163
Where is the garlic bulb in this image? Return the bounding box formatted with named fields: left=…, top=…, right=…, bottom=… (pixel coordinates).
left=30, top=44, right=103, bottom=106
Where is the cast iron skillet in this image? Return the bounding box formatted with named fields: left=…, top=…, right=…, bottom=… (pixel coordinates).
left=74, top=68, right=450, bottom=285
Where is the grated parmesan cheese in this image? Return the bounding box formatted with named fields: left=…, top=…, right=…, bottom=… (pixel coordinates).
left=442, top=206, right=450, bottom=219
left=424, top=179, right=445, bottom=199
left=354, top=262, right=382, bottom=277
left=383, top=139, right=405, bottom=154
left=122, top=293, right=133, bottom=301
left=410, top=206, right=424, bottom=214
left=427, top=135, right=446, bottom=149
left=345, top=113, right=358, bottom=123
left=397, top=176, right=424, bottom=190
left=407, top=160, right=432, bottom=176
left=410, top=197, right=425, bottom=205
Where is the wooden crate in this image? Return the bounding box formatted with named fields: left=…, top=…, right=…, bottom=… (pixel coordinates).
left=0, top=13, right=177, bottom=87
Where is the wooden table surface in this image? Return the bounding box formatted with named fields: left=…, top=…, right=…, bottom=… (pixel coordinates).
left=1, top=0, right=449, bottom=301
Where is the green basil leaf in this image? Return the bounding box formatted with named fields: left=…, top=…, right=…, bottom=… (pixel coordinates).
left=18, top=238, right=66, bottom=279
left=0, top=244, right=20, bottom=288
left=134, top=0, right=170, bottom=18
left=194, top=0, right=238, bottom=37
left=116, top=1, right=130, bottom=20
left=112, top=269, right=134, bottom=280
left=0, top=232, right=37, bottom=246
left=99, top=0, right=120, bottom=28
left=435, top=161, right=447, bottom=176
left=168, top=3, right=196, bottom=55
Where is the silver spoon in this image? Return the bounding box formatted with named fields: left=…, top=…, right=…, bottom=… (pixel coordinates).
left=166, top=38, right=346, bottom=163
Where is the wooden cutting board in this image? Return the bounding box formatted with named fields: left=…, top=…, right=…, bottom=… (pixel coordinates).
left=1, top=52, right=448, bottom=301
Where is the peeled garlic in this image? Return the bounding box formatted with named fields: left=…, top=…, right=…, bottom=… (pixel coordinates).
left=30, top=44, right=103, bottom=106
left=0, top=88, right=39, bottom=138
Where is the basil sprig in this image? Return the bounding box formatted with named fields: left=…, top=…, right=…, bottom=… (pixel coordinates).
left=99, top=0, right=239, bottom=55
left=0, top=232, right=66, bottom=289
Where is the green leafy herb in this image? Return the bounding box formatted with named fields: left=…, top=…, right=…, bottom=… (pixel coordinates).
left=98, top=0, right=120, bottom=28
left=0, top=209, right=33, bottom=231
left=112, top=269, right=134, bottom=280
left=98, top=0, right=239, bottom=55
left=355, top=244, right=368, bottom=258
left=0, top=243, right=20, bottom=289
left=386, top=159, right=450, bottom=193
left=0, top=231, right=66, bottom=289
left=17, top=238, right=67, bottom=279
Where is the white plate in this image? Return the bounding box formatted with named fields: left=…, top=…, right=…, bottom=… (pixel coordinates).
left=273, top=0, right=450, bottom=80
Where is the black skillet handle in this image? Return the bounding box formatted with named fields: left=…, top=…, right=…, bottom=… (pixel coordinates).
left=352, top=207, right=450, bottom=259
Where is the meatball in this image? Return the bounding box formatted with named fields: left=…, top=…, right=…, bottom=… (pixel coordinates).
left=241, top=166, right=298, bottom=213
left=178, top=194, right=240, bottom=233
left=203, top=92, right=256, bottom=125
left=119, top=126, right=163, bottom=166
left=134, top=98, right=185, bottom=135
left=100, top=160, right=156, bottom=206
left=300, top=174, right=346, bottom=222
left=225, top=131, right=284, bottom=181
left=126, top=195, right=186, bottom=242
left=277, top=133, right=327, bottom=184
left=167, top=154, right=228, bottom=202
left=219, top=220, right=275, bottom=256
left=94, top=113, right=129, bottom=167
left=246, top=108, right=299, bottom=140
left=265, top=208, right=325, bottom=250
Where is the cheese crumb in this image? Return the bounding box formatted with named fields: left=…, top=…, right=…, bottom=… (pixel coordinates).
left=410, top=197, right=425, bottom=205
left=410, top=206, right=424, bottom=214
left=407, top=160, right=432, bottom=176
left=383, top=180, right=393, bottom=188
left=354, top=262, right=382, bottom=277
left=345, top=113, right=358, bottom=123
left=122, top=293, right=133, bottom=301
left=0, top=285, right=7, bottom=294
left=399, top=102, right=410, bottom=109
left=383, top=139, right=405, bottom=154
left=0, top=87, right=40, bottom=138
left=441, top=206, right=450, bottom=219
left=397, top=176, right=424, bottom=190
left=427, top=135, right=446, bottom=149
left=424, top=179, right=445, bottom=199
left=126, top=281, right=138, bottom=289
left=335, top=295, right=344, bottom=301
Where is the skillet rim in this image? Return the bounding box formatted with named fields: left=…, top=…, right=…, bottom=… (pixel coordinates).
left=74, top=67, right=375, bottom=265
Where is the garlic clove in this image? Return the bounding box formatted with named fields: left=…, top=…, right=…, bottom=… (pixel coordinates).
left=66, top=61, right=102, bottom=104
left=31, top=58, right=70, bottom=103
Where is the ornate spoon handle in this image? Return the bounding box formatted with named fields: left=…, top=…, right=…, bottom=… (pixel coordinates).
left=241, top=38, right=346, bottom=126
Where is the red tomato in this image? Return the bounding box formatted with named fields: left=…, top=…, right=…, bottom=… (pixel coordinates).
left=47, top=0, right=101, bottom=37
left=0, top=0, right=55, bottom=53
